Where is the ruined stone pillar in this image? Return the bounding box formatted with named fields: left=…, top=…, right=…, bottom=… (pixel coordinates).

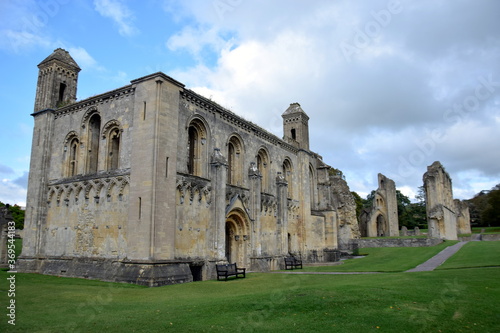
left=455, top=199, right=472, bottom=235
left=423, top=161, right=458, bottom=240
left=210, top=148, right=228, bottom=260
left=276, top=172, right=289, bottom=255
left=248, top=162, right=262, bottom=256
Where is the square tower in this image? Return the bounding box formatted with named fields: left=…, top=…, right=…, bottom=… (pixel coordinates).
left=282, top=103, right=310, bottom=150
left=35, top=48, right=80, bottom=112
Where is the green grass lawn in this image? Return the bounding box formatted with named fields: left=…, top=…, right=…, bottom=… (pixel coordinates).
left=1, top=241, right=499, bottom=332
left=471, top=227, right=500, bottom=234
left=437, top=241, right=500, bottom=270
left=303, top=241, right=459, bottom=272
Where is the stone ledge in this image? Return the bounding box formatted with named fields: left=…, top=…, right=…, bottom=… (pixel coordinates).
left=16, top=257, right=193, bottom=287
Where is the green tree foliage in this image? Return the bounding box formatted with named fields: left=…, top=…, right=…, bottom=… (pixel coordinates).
left=398, top=187, right=427, bottom=229
left=351, top=191, right=364, bottom=218
left=466, top=184, right=500, bottom=226
left=363, top=190, right=376, bottom=210
left=0, top=201, right=25, bottom=229
left=482, top=189, right=500, bottom=226
left=328, top=167, right=345, bottom=180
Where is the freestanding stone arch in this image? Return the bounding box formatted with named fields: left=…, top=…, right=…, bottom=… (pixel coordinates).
left=360, top=174, right=399, bottom=237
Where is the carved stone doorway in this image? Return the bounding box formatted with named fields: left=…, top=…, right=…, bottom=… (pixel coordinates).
left=225, top=209, right=249, bottom=268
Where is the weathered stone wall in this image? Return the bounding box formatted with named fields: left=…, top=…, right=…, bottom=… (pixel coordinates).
left=424, top=161, right=467, bottom=240
left=360, top=174, right=399, bottom=237
left=330, top=174, right=360, bottom=250
left=455, top=199, right=472, bottom=235
left=44, top=176, right=129, bottom=258
left=20, top=49, right=364, bottom=286
left=353, top=238, right=442, bottom=248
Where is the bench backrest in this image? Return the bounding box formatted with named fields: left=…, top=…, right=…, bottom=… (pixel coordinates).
left=216, top=263, right=237, bottom=274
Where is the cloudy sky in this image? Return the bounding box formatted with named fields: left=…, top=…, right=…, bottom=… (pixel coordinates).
left=1, top=0, right=499, bottom=206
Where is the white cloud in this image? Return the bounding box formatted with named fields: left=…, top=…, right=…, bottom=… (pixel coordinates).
left=94, top=0, right=138, bottom=36
left=0, top=178, right=27, bottom=207
left=0, top=29, right=51, bottom=52
left=68, top=46, right=105, bottom=71
left=164, top=0, right=500, bottom=200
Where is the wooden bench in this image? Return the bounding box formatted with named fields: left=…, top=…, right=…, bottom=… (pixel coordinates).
left=216, top=263, right=246, bottom=281
left=284, top=256, right=302, bottom=270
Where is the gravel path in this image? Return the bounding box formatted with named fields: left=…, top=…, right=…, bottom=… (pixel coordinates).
left=405, top=241, right=468, bottom=272
left=269, top=241, right=469, bottom=275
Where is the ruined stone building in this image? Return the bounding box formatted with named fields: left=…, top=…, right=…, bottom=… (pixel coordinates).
left=18, top=48, right=359, bottom=286
left=359, top=174, right=399, bottom=237
left=424, top=161, right=471, bottom=240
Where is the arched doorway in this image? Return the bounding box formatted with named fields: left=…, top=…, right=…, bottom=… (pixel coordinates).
left=376, top=214, right=386, bottom=237
left=225, top=209, right=249, bottom=267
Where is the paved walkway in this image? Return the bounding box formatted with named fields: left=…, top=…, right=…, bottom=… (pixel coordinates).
left=270, top=241, right=469, bottom=275
left=405, top=241, right=468, bottom=272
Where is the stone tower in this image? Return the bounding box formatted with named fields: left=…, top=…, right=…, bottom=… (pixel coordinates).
left=358, top=173, right=399, bottom=237
left=34, top=48, right=80, bottom=112
left=423, top=161, right=458, bottom=240
left=282, top=103, right=310, bottom=150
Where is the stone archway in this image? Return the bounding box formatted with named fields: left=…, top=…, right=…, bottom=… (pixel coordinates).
left=225, top=209, right=250, bottom=268
left=376, top=214, right=386, bottom=237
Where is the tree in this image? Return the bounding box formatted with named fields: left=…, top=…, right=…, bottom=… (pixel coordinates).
left=363, top=190, right=376, bottom=210
left=351, top=191, right=364, bottom=218
left=466, top=184, right=500, bottom=226
left=328, top=167, right=345, bottom=180
left=481, top=188, right=500, bottom=226
left=396, top=189, right=427, bottom=229
left=0, top=201, right=25, bottom=229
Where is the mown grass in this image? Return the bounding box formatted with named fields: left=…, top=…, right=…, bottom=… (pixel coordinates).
left=1, top=268, right=499, bottom=332
left=437, top=241, right=500, bottom=270
left=1, top=241, right=499, bottom=332
left=472, top=227, right=500, bottom=234
left=303, top=241, right=459, bottom=272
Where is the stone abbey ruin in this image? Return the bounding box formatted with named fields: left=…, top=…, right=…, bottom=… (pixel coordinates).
left=17, top=49, right=470, bottom=286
